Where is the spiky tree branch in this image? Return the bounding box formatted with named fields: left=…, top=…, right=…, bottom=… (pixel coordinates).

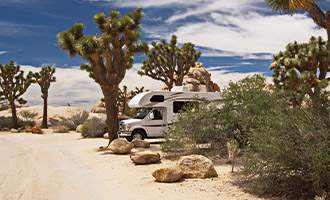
left=0, top=60, right=35, bottom=128
left=270, top=36, right=330, bottom=105
left=33, top=66, right=56, bottom=128
left=138, top=35, right=201, bottom=91
left=57, top=8, right=147, bottom=143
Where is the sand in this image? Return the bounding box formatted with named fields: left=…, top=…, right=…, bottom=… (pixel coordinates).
left=0, top=132, right=268, bottom=200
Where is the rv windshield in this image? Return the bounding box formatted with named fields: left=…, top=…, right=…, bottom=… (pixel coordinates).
left=135, top=108, right=152, bottom=119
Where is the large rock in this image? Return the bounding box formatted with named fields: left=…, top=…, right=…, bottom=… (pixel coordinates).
left=152, top=166, right=183, bottom=183
left=76, top=124, right=83, bottom=133
left=132, top=138, right=150, bottom=148
left=109, top=139, right=134, bottom=154
left=130, top=152, right=160, bottom=164
left=10, top=128, right=19, bottom=133
left=0, top=101, right=9, bottom=110
left=162, top=62, right=220, bottom=92
left=90, top=101, right=106, bottom=113
left=31, top=126, right=43, bottom=134
left=176, top=154, right=218, bottom=178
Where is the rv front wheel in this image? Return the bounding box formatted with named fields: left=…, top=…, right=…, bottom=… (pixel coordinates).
left=131, top=131, right=145, bottom=141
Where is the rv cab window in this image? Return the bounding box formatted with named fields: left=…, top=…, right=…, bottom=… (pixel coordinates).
left=136, top=108, right=152, bottom=119
left=150, top=95, right=164, bottom=102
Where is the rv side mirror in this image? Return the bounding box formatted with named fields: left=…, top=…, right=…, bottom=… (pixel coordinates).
left=149, top=112, right=154, bottom=119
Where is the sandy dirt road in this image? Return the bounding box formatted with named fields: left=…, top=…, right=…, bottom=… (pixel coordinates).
left=0, top=133, right=267, bottom=200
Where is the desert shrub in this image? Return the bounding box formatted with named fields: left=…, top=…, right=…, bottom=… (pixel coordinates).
left=0, top=116, right=35, bottom=129
left=219, top=74, right=270, bottom=147
left=81, top=117, right=107, bottom=138
left=0, top=105, right=8, bottom=111
left=217, top=75, right=330, bottom=197
left=53, top=125, right=70, bottom=133
left=240, top=90, right=330, bottom=198
left=19, top=110, right=38, bottom=121
left=50, top=111, right=89, bottom=130
left=0, top=116, right=12, bottom=130
left=161, top=99, right=228, bottom=156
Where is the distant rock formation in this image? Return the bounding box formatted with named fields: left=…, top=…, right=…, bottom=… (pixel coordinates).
left=0, top=101, right=9, bottom=110
left=162, top=62, right=220, bottom=92
left=90, top=101, right=106, bottom=113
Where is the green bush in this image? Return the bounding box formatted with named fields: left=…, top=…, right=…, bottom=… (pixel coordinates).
left=19, top=110, right=38, bottom=128
left=50, top=111, right=89, bottom=130
left=19, top=110, right=38, bottom=121
left=218, top=75, right=330, bottom=197
left=0, top=116, right=12, bottom=130
left=240, top=91, right=330, bottom=197
left=81, top=117, right=107, bottom=138
left=219, top=74, right=270, bottom=147
left=0, top=116, right=35, bottom=130
left=161, top=99, right=228, bottom=156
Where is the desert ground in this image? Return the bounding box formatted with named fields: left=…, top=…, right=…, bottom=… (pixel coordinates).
left=0, top=131, right=270, bottom=200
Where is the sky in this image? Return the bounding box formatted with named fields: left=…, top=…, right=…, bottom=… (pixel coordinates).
left=0, top=0, right=329, bottom=110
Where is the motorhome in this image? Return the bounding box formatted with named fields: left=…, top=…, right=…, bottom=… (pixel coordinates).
left=117, top=86, right=221, bottom=141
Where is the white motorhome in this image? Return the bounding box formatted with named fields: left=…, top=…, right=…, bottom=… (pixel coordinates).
left=117, top=86, right=221, bottom=141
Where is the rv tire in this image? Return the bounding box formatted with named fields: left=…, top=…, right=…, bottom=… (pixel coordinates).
left=127, top=130, right=145, bottom=142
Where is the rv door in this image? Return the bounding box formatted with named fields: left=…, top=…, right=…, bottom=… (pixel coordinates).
left=146, top=108, right=166, bottom=137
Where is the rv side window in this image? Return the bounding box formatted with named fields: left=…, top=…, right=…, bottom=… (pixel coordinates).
left=173, top=101, right=189, bottom=113
left=150, top=95, right=164, bottom=102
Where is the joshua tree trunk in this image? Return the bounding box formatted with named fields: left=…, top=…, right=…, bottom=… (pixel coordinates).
left=10, top=100, right=18, bottom=129
left=41, top=94, right=48, bottom=128
left=326, top=11, right=330, bottom=60
left=102, top=85, right=119, bottom=146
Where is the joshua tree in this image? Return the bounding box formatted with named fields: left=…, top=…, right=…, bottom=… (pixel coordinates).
left=117, top=85, right=145, bottom=115
left=265, top=0, right=330, bottom=57
left=0, top=60, right=34, bottom=128
left=270, top=36, right=330, bottom=105
left=57, top=8, right=147, bottom=143
left=118, top=85, right=128, bottom=115
left=33, top=66, right=56, bottom=128
left=138, top=35, right=201, bottom=91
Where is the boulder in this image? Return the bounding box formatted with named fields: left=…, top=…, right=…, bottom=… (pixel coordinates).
left=90, top=101, right=106, bottom=113
left=109, top=139, right=134, bottom=154
left=0, top=101, right=9, bottom=110
left=162, top=62, right=220, bottom=92
left=76, top=124, right=83, bottom=133
left=31, top=126, right=43, bottom=134
left=10, top=128, right=19, bottom=133
left=132, top=138, right=150, bottom=148
left=176, top=154, right=218, bottom=178
left=130, top=152, right=160, bottom=164
left=103, top=133, right=109, bottom=139
left=152, top=166, right=183, bottom=183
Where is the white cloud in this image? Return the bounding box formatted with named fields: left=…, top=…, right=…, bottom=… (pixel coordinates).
left=18, top=64, right=274, bottom=110
left=20, top=64, right=164, bottom=110
left=0, top=51, right=8, bottom=55
left=120, top=63, right=165, bottom=91
left=21, top=65, right=103, bottom=110
left=173, top=12, right=326, bottom=55
left=83, top=0, right=202, bottom=8
left=208, top=68, right=272, bottom=89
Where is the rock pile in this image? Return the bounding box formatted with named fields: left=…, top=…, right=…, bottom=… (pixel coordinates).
left=162, top=62, right=220, bottom=92
left=90, top=101, right=106, bottom=113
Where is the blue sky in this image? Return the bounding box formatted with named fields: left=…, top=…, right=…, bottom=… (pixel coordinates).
left=0, top=0, right=329, bottom=109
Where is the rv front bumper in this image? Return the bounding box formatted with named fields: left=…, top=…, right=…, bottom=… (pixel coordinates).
left=117, top=131, right=133, bottom=137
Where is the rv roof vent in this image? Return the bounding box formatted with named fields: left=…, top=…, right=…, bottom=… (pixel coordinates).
left=171, top=86, right=189, bottom=92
